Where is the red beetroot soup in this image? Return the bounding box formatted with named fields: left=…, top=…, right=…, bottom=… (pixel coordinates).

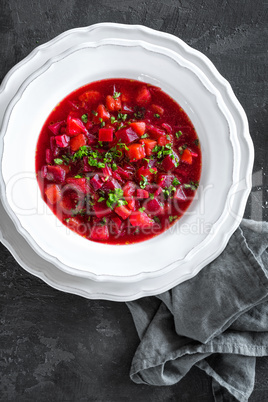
left=36, top=78, right=201, bottom=244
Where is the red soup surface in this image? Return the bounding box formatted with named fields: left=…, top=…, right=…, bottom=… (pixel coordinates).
left=36, top=79, right=201, bottom=244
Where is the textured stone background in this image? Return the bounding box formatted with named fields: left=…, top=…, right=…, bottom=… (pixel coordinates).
left=0, top=1, right=267, bottom=401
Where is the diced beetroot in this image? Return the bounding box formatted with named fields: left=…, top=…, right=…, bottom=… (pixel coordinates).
left=123, top=181, right=137, bottom=197
left=67, top=116, right=88, bottom=137
left=102, top=178, right=121, bottom=192
left=70, top=134, right=87, bottom=152
left=45, top=149, right=53, bottom=164
left=45, top=184, right=61, bottom=204
left=55, top=134, right=70, bottom=148
left=174, top=186, right=187, bottom=201
left=136, top=189, right=149, bottom=199
left=146, top=124, right=166, bottom=139
left=101, top=164, right=113, bottom=180
left=136, top=86, right=152, bottom=106
left=48, top=121, right=65, bottom=135
left=129, top=211, right=154, bottom=227
left=112, top=171, right=124, bottom=182
left=41, top=165, right=66, bottom=183
left=154, top=186, right=163, bottom=196
left=83, top=156, right=94, bottom=172
left=162, top=154, right=178, bottom=171
left=99, top=127, right=114, bottom=142
left=115, top=127, right=139, bottom=143
left=145, top=198, right=164, bottom=214
left=114, top=205, right=132, bottom=220
left=50, top=137, right=60, bottom=157
left=157, top=174, right=175, bottom=188
left=90, top=174, right=103, bottom=191
left=126, top=144, right=146, bottom=161
left=136, top=166, right=157, bottom=182
left=93, top=201, right=112, bottom=218
left=90, top=224, right=109, bottom=241
left=110, top=216, right=123, bottom=235
left=66, top=177, right=89, bottom=194
left=130, top=122, right=146, bottom=136
left=86, top=132, right=97, bottom=145
left=161, top=122, right=172, bottom=133
left=116, top=166, right=132, bottom=180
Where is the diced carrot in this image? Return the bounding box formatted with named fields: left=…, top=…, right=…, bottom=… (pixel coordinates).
left=151, top=104, right=164, bottom=116
left=45, top=184, right=61, bottom=204
left=181, top=148, right=193, bottom=164
left=70, top=134, right=87, bottom=152
left=106, top=95, right=116, bottom=111
left=130, top=122, right=146, bottom=136
left=78, top=90, right=101, bottom=103
left=67, top=116, right=88, bottom=137
left=126, top=196, right=136, bottom=210
left=114, top=205, right=132, bottom=220
left=126, top=144, right=146, bottom=161
left=157, top=135, right=170, bottom=146
left=96, top=104, right=110, bottom=121
left=99, top=127, right=114, bottom=142
left=136, top=85, right=151, bottom=106
left=140, top=139, right=157, bottom=156
left=129, top=211, right=154, bottom=227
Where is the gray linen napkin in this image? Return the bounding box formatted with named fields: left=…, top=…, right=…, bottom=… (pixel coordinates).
left=126, top=219, right=268, bottom=402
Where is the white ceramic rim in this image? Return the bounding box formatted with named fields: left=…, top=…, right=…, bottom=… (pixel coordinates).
left=0, top=23, right=254, bottom=299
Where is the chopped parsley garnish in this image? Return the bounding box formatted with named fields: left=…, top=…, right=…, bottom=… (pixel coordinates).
left=112, top=163, right=118, bottom=171
left=81, top=114, right=88, bottom=123
left=175, top=131, right=183, bottom=138
left=113, top=92, right=121, bottom=99
left=140, top=133, right=149, bottom=138
left=139, top=207, right=145, bottom=212
left=98, top=197, right=105, bottom=203
left=106, top=188, right=127, bottom=209
left=117, top=112, right=128, bottom=121
left=184, top=181, right=199, bottom=190
left=149, top=168, right=157, bottom=174
left=139, top=175, right=149, bottom=189
left=110, top=116, right=117, bottom=124
left=172, top=178, right=181, bottom=186
left=194, top=139, right=199, bottom=146
left=91, top=110, right=98, bottom=116
left=169, top=215, right=178, bottom=223
left=74, top=174, right=83, bottom=178
left=154, top=113, right=160, bottom=118
left=54, top=158, right=63, bottom=165
left=153, top=216, right=160, bottom=223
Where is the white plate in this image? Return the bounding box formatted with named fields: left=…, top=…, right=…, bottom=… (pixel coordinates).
left=0, top=23, right=254, bottom=300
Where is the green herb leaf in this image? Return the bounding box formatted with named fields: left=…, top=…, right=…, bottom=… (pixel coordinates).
left=154, top=113, right=160, bottom=118
left=113, top=91, right=121, bottom=99
left=74, top=175, right=83, bottom=178
left=140, top=133, right=149, bottom=138
left=117, top=112, right=128, bottom=121
left=91, top=110, right=98, bottom=116
left=169, top=215, right=178, bottom=223
left=139, top=174, right=149, bottom=189
left=98, top=197, right=105, bottom=203
left=110, top=116, right=117, bottom=124
left=54, top=158, right=63, bottom=165
left=175, top=131, right=183, bottom=138
left=81, top=114, right=88, bottom=123
left=139, top=207, right=145, bottom=212
left=172, top=178, right=181, bottom=186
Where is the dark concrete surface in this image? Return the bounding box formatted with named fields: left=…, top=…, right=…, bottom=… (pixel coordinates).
left=0, top=1, right=267, bottom=401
